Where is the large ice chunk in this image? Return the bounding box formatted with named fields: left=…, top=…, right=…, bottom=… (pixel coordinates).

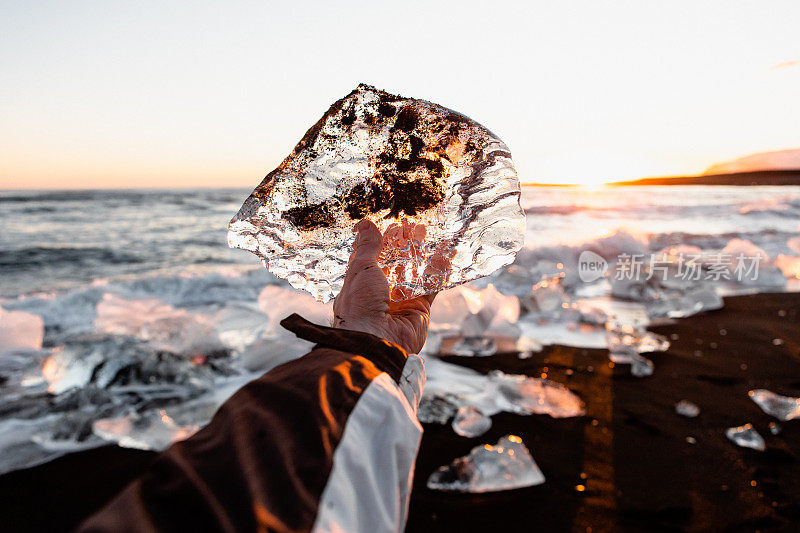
left=423, top=357, right=584, bottom=419
left=95, top=294, right=224, bottom=355
left=427, top=435, right=545, bottom=492
left=489, top=371, right=585, bottom=417
left=228, top=84, right=525, bottom=302
left=748, top=389, right=800, bottom=421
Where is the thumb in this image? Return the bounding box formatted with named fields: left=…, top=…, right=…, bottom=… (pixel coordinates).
left=335, top=219, right=388, bottom=319
left=350, top=219, right=382, bottom=267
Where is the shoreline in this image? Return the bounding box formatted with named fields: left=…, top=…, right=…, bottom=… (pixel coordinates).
left=1, top=292, right=798, bottom=531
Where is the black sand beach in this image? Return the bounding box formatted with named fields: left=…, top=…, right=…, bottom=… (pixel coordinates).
left=2, top=292, right=798, bottom=532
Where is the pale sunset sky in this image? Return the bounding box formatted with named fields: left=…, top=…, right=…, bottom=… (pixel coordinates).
left=1, top=1, right=799, bottom=189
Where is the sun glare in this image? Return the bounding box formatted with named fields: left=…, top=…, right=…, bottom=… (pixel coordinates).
left=528, top=150, right=663, bottom=186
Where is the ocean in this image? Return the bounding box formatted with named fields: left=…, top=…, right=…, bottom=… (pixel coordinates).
left=1, top=185, right=799, bottom=473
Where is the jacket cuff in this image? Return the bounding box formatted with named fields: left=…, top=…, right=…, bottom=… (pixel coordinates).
left=280, top=313, right=409, bottom=379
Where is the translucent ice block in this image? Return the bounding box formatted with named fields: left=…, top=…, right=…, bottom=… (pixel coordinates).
left=228, top=84, right=525, bottom=302
left=427, top=435, right=545, bottom=492
left=451, top=406, right=492, bottom=438
left=748, top=389, right=800, bottom=421
left=725, top=423, right=766, bottom=451
left=675, top=400, right=700, bottom=418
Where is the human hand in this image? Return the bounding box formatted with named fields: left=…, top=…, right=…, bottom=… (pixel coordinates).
left=332, top=220, right=435, bottom=354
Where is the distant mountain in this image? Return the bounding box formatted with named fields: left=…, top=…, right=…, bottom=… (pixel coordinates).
left=705, top=148, right=800, bottom=174
left=611, top=169, right=800, bottom=186
left=525, top=148, right=800, bottom=186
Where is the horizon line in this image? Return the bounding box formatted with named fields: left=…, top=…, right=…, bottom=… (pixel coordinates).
left=3, top=168, right=800, bottom=192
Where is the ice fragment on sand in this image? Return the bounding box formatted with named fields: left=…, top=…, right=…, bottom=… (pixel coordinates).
left=525, top=276, right=567, bottom=315
left=427, top=289, right=474, bottom=335
left=489, top=371, right=585, bottom=418
left=646, top=287, right=723, bottom=319
left=451, top=406, right=492, bottom=437
left=450, top=337, right=497, bottom=357
left=228, top=84, right=525, bottom=302
left=748, top=389, right=800, bottom=421
left=92, top=377, right=249, bottom=450
left=417, top=393, right=458, bottom=424
left=459, top=285, right=520, bottom=338
left=605, top=323, right=665, bottom=377
left=630, top=355, right=654, bottom=377
left=769, top=422, right=782, bottom=435
left=516, top=336, right=543, bottom=359
left=95, top=294, right=224, bottom=355
left=675, top=400, right=700, bottom=418
left=427, top=435, right=544, bottom=492
left=422, top=357, right=584, bottom=419
left=437, top=284, right=521, bottom=356
left=725, top=423, right=766, bottom=451
left=517, top=317, right=607, bottom=350
left=40, top=334, right=225, bottom=396
left=605, top=325, right=669, bottom=357
left=93, top=411, right=199, bottom=451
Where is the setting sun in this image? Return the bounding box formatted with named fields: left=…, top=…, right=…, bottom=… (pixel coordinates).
left=525, top=150, right=666, bottom=185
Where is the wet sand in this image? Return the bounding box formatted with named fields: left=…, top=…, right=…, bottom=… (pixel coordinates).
left=408, top=292, right=800, bottom=532
left=1, top=292, right=799, bottom=532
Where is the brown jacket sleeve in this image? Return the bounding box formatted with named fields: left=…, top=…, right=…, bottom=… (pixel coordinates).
left=78, top=314, right=408, bottom=533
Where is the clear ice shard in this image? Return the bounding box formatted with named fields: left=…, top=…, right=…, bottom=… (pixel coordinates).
left=748, top=389, right=800, bottom=421
left=451, top=406, right=492, bottom=437
left=92, top=411, right=199, bottom=451
left=422, top=357, right=584, bottom=420
left=427, top=435, right=545, bottom=492
left=675, top=400, right=700, bottom=418
left=605, top=323, right=667, bottom=377
left=489, top=371, right=585, bottom=418
left=725, top=423, right=766, bottom=451
left=228, top=84, right=526, bottom=302
left=630, top=355, right=654, bottom=377
left=417, top=393, right=459, bottom=424
left=605, top=324, right=670, bottom=358
left=450, top=337, right=497, bottom=357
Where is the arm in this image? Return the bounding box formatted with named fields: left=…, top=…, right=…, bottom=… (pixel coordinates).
left=79, top=220, right=433, bottom=533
